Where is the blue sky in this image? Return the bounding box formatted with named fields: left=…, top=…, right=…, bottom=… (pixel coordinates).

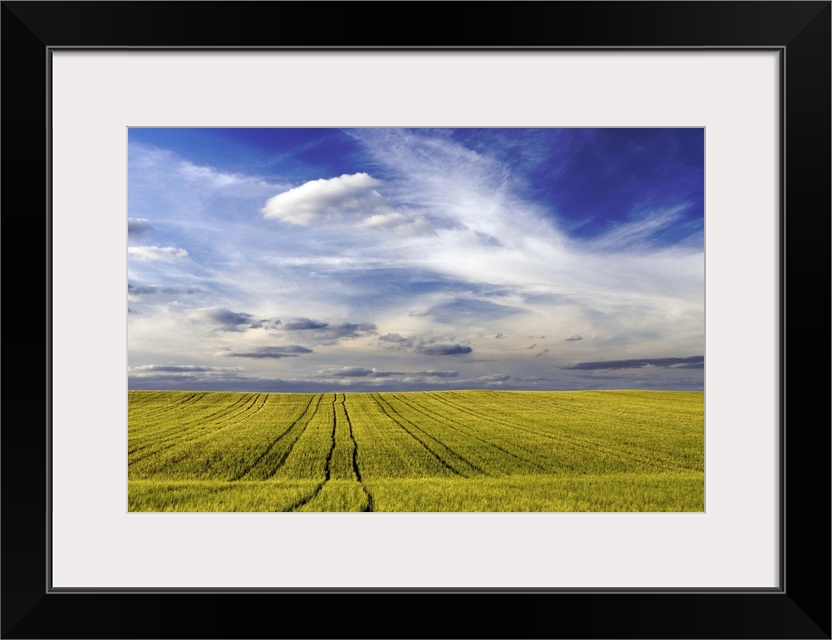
left=128, top=128, right=704, bottom=392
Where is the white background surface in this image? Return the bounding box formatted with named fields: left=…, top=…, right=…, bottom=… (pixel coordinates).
left=51, top=51, right=779, bottom=588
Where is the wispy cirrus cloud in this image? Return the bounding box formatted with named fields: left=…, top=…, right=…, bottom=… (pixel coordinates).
left=128, top=245, right=188, bottom=262
left=128, top=128, right=703, bottom=392
left=128, top=283, right=202, bottom=297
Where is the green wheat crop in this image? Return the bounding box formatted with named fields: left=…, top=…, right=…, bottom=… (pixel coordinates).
left=128, top=389, right=703, bottom=512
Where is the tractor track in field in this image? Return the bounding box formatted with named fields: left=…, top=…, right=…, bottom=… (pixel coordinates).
left=286, top=394, right=338, bottom=511
left=287, top=393, right=374, bottom=512
left=391, top=393, right=547, bottom=474
left=324, top=394, right=337, bottom=481
left=237, top=393, right=324, bottom=480
left=281, top=484, right=325, bottom=512
left=371, top=393, right=476, bottom=477
left=341, top=394, right=373, bottom=512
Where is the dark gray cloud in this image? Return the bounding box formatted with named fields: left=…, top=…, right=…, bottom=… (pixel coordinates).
left=280, top=318, right=376, bottom=344
left=316, top=367, right=405, bottom=378
left=534, top=349, right=549, bottom=358
left=478, top=374, right=511, bottom=383
left=526, top=344, right=537, bottom=350
left=317, top=367, right=377, bottom=378
left=315, top=367, right=458, bottom=380
left=226, top=346, right=312, bottom=359
left=196, top=308, right=282, bottom=332
left=330, top=322, right=377, bottom=337
left=561, top=355, right=704, bottom=371
left=379, top=332, right=413, bottom=344
left=566, top=334, right=583, bottom=342
left=202, top=308, right=270, bottom=332
left=284, top=318, right=329, bottom=330
left=414, top=370, right=459, bottom=378
left=128, top=217, right=153, bottom=239
left=378, top=333, right=416, bottom=350
left=380, top=333, right=474, bottom=357
left=494, top=332, right=504, bottom=339
left=416, top=343, right=473, bottom=356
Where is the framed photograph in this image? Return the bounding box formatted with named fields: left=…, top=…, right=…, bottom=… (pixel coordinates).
left=125, top=124, right=706, bottom=516
left=3, top=2, right=829, bottom=638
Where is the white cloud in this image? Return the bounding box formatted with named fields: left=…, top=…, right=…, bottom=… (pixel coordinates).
left=177, top=159, right=274, bottom=192
left=127, top=131, right=703, bottom=392
left=359, top=212, right=433, bottom=237
left=128, top=246, right=189, bottom=262
left=262, top=172, right=391, bottom=225
left=591, top=205, right=692, bottom=251
left=127, top=364, right=246, bottom=380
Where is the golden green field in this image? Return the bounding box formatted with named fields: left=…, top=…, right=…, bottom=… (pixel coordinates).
left=128, top=389, right=704, bottom=512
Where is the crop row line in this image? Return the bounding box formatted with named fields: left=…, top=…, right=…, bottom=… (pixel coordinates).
left=285, top=394, right=339, bottom=511
left=391, top=393, right=547, bottom=474
left=129, top=391, right=209, bottom=421
left=129, top=393, right=261, bottom=455
left=341, top=394, right=373, bottom=512
left=236, top=393, right=323, bottom=480
left=129, top=393, right=267, bottom=465
left=372, top=394, right=480, bottom=477
left=426, top=392, right=691, bottom=473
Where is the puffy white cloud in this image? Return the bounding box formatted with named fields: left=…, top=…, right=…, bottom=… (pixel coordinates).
left=262, top=172, right=392, bottom=226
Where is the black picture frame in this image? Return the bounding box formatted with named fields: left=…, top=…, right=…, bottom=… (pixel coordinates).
left=2, top=2, right=829, bottom=638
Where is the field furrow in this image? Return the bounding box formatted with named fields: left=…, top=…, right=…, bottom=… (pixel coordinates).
left=342, top=396, right=373, bottom=511
left=390, top=392, right=547, bottom=476
left=345, top=394, right=455, bottom=478
left=128, top=389, right=704, bottom=512
left=130, top=394, right=315, bottom=480
left=244, top=393, right=326, bottom=480
left=426, top=391, right=699, bottom=474
left=372, top=393, right=478, bottom=476
left=129, top=392, right=263, bottom=457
